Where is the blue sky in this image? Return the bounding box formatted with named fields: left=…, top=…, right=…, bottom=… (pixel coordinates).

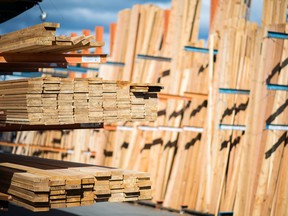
left=0, top=0, right=262, bottom=53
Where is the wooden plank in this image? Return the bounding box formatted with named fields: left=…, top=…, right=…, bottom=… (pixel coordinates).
left=122, top=6, right=139, bottom=81
left=0, top=53, right=107, bottom=64
left=95, top=26, right=104, bottom=54
left=0, top=22, right=59, bottom=45
left=109, top=23, right=117, bottom=56
left=0, top=192, right=12, bottom=201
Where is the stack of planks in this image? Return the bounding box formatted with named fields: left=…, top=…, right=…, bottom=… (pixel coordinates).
left=4, top=0, right=288, bottom=215
left=130, top=83, right=159, bottom=121
left=233, top=13, right=288, bottom=216
left=98, top=4, right=169, bottom=82
left=97, top=2, right=204, bottom=208
left=0, top=77, right=162, bottom=125
left=0, top=153, right=152, bottom=212
left=7, top=0, right=204, bottom=209
left=0, top=22, right=107, bottom=74
left=0, top=22, right=104, bottom=53
left=204, top=20, right=258, bottom=214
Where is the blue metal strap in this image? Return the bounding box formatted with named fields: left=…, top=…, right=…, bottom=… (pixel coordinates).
left=219, top=88, right=250, bottom=95
left=184, top=46, right=218, bottom=55
left=137, top=54, right=172, bottom=62
left=267, top=84, right=288, bottom=91
left=267, top=31, right=288, bottom=39
left=105, top=61, right=125, bottom=66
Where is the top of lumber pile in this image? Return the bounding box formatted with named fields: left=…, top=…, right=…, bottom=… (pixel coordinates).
left=0, top=22, right=104, bottom=53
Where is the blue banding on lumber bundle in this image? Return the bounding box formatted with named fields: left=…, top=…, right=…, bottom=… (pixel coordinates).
left=105, top=61, right=125, bottom=66
left=219, top=88, right=250, bottom=95
left=137, top=54, right=172, bottom=62
left=184, top=46, right=218, bottom=55
left=267, top=84, right=288, bottom=91
left=267, top=31, right=288, bottom=39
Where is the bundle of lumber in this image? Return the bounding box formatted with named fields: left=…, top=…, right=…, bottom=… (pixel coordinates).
left=5, top=0, right=288, bottom=215
left=234, top=24, right=288, bottom=216
left=98, top=4, right=170, bottom=82
left=199, top=19, right=258, bottom=214
left=97, top=1, right=203, bottom=208
left=7, top=0, right=204, bottom=209
left=0, top=153, right=152, bottom=212
left=0, top=22, right=104, bottom=53
left=0, top=77, right=162, bottom=125
left=262, top=0, right=287, bottom=26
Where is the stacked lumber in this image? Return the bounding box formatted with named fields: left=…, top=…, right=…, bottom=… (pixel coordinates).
left=98, top=8, right=131, bottom=80
left=0, top=77, right=162, bottom=125
left=0, top=78, right=43, bottom=124
left=234, top=24, right=288, bottom=216
left=0, top=22, right=104, bottom=53
left=161, top=37, right=208, bottom=210
left=98, top=6, right=172, bottom=193
left=88, top=78, right=103, bottom=122
left=191, top=0, right=287, bottom=215
left=262, top=0, right=287, bottom=26
left=0, top=153, right=152, bottom=211
left=96, top=1, right=287, bottom=214
left=102, top=80, right=118, bottom=122
left=210, top=0, right=249, bottom=33
left=8, top=0, right=204, bottom=209
left=130, top=83, right=159, bottom=121
left=208, top=20, right=257, bottom=214
left=5, top=0, right=288, bottom=215
left=148, top=0, right=201, bottom=205
left=116, top=81, right=131, bottom=121
left=5, top=129, right=106, bottom=163
left=98, top=4, right=168, bottom=82
left=232, top=1, right=288, bottom=215
left=92, top=168, right=152, bottom=203
left=97, top=0, right=198, bottom=206
left=0, top=23, right=107, bottom=74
